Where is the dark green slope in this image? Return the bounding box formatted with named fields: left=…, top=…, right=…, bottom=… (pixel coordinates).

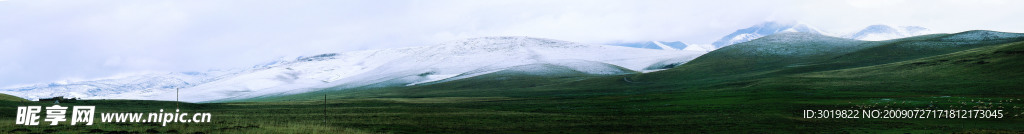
left=768, top=40, right=1024, bottom=95
left=637, top=31, right=1024, bottom=86
left=787, top=30, right=1024, bottom=75
left=641, top=33, right=867, bottom=81
left=0, top=93, right=26, bottom=102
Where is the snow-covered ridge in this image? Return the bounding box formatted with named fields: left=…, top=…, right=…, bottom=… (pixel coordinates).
left=711, top=22, right=935, bottom=48
left=0, top=70, right=240, bottom=101
left=711, top=22, right=826, bottom=48
left=228, top=36, right=706, bottom=101
left=2, top=36, right=706, bottom=102
left=726, top=32, right=863, bottom=57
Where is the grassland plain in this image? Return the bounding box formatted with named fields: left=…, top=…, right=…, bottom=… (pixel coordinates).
left=2, top=32, right=1024, bottom=133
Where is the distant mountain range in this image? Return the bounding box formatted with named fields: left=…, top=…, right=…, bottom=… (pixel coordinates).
left=254, top=29, right=1024, bottom=106
left=1, top=37, right=706, bottom=102
left=3, top=25, right=1019, bottom=134
left=710, top=22, right=828, bottom=48
left=641, top=30, right=1024, bottom=83
left=0, top=22, right=998, bottom=103
left=708, top=22, right=936, bottom=48
left=610, top=22, right=935, bottom=51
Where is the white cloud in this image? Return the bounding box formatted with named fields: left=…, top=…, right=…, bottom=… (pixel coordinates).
left=0, top=0, right=1022, bottom=87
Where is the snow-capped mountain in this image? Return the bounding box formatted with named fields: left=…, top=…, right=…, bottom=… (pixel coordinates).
left=711, top=22, right=935, bottom=47
left=222, top=37, right=706, bottom=101
left=0, top=70, right=241, bottom=101
left=844, top=25, right=934, bottom=41
left=711, top=22, right=827, bottom=48
left=2, top=36, right=707, bottom=102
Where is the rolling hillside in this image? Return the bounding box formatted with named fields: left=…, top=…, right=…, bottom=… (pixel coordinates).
left=636, top=30, right=1024, bottom=84
left=0, top=93, right=26, bottom=102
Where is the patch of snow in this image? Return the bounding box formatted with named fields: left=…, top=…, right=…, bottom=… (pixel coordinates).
left=406, top=74, right=459, bottom=86
left=682, top=44, right=716, bottom=52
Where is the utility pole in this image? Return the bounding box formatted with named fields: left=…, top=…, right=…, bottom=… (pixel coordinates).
left=324, top=89, right=327, bottom=126
left=176, top=88, right=179, bottom=110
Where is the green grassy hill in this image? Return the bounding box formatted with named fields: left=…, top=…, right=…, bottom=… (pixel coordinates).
left=636, top=30, right=1024, bottom=85
left=0, top=93, right=26, bottom=102
left=777, top=39, right=1024, bottom=95
left=640, top=33, right=868, bottom=81
left=786, top=30, right=1024, bottom=75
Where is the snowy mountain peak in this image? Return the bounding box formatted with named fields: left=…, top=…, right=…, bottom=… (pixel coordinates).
left=650, top=41, right=678, bottom=50
left=845, top=24, right=934, bottom=41
left=711, top=22, right=937, bottom=48
left=711, top=21, right=826, bottom=48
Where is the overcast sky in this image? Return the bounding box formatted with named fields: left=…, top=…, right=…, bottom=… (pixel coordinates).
left=1, top=0, right=1022, bottom=87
